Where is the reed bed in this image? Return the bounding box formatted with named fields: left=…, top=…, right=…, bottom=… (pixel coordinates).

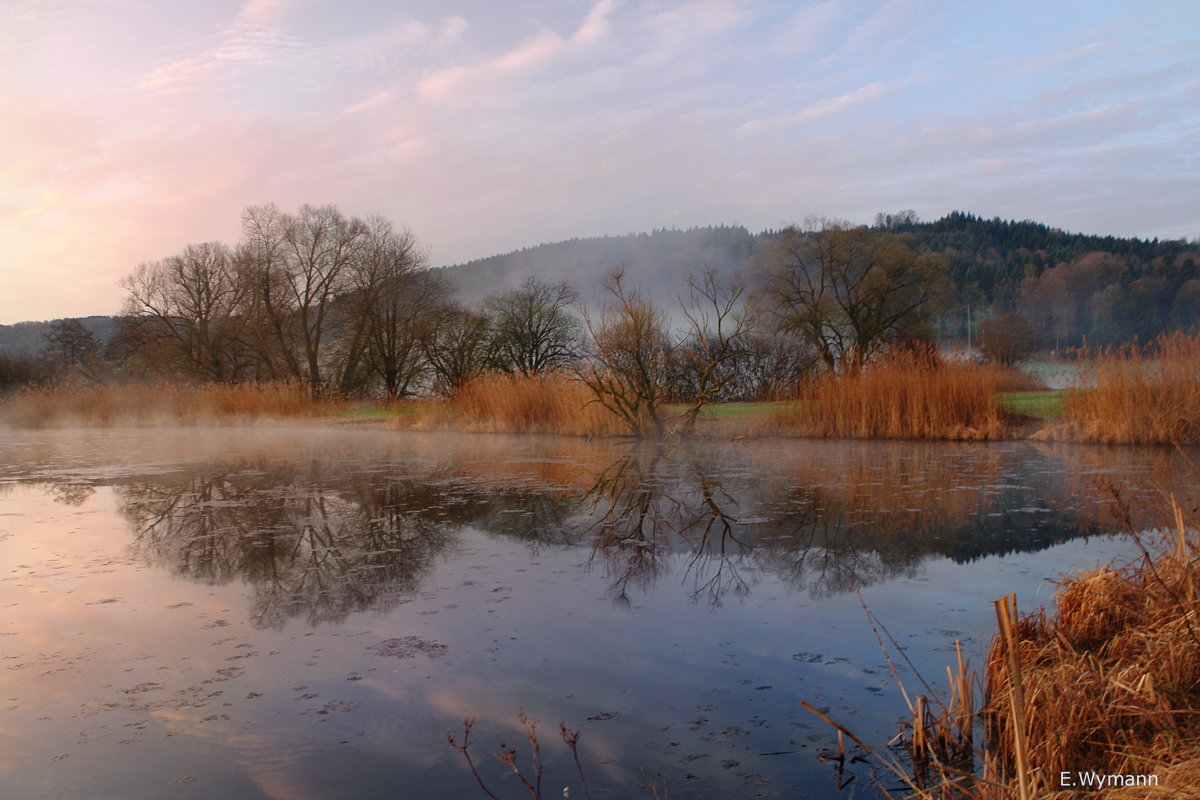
left=765, top=352, right=1032, bottom=441
left=981, top=505, right=1200, bottom=798
left=0, top=380, right=323, bottom=427
left=412, top=372, right=626, bottom=437
left=892, top=500, right=1200, bottom=800
left=1044, top=332, right=1200, bottom=445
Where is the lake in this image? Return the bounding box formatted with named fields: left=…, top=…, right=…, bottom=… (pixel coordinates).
left=1, top=426, right=1192, bottom=799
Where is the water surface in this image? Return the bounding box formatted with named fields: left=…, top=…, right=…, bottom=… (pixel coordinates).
left=1, top=427, right=1191, bottom=799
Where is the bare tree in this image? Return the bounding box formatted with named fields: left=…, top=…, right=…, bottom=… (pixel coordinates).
left=40, top=319, right=101, bottom=382
left=484, top=277, right=583, bottom=376
left=762, top=222, right=950, bottom=371
left=119, top=242, right=252, bottom=381
left=279, top=204, right=368, bottom=396
left=236, top=203, right=369, bottom=395
left=239, top=203, right=302, bottom=380
left=344, top=217, right=449, bottom=399
left=676, top=270, right=757, bottom=433
left=579, top=269, right=676, bottom=437
left=730, top=329, right=817, bottom=399
left=422, top=305, right=497, bottom=397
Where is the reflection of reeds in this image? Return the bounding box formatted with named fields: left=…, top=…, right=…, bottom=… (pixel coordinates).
left=1052, top=332, right=1200, bottom=445
left=764, top=352, right=1033, bottom=440
left=1, top=381, right=322, bottom=426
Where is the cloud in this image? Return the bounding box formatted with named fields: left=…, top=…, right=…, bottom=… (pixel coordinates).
left=417, top=0, right=620, bottom=104
left=135, top=0, right=298, bottom=95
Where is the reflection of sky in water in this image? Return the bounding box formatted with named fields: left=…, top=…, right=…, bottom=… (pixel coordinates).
left=0, top=428, right=1194, bottom=799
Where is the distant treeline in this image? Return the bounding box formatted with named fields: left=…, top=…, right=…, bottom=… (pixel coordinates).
left=3, top=210, right=1197, bottom=403
left=895, top=212, right=1199, bottom=347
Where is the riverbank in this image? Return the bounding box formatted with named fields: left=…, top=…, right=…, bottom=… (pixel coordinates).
left=3, top=334, right=1199, bottom=446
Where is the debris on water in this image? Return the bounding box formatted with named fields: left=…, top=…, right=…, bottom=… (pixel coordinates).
left=318, top=700, right=358, bottom=714
left=586, top=711, right=619, bottom=721
left=366, top=636, right=448, bottom=659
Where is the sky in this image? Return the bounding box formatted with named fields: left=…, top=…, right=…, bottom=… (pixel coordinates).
left=2, top=0, right=1198, bottom=324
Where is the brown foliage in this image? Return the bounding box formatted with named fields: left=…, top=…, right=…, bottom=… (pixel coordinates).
left=426, top=372, right=624, bottom=437
left=981, top=503, right=1200, bottom=798
left=765, top=349, right=1022, bottom=440
left=1042, top=332, right=1200, bottom=445
left=0, top=381, right=321, bottom=427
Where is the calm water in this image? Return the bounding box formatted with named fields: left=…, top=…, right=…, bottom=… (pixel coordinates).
left=1, top=427, right=1193, bottom=800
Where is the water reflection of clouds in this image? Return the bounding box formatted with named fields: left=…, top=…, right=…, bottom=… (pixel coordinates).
left=5, top=429, right=1196, bottom=800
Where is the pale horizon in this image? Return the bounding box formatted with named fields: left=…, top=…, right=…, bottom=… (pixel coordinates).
left=3, top=0, right=1198, bottom=325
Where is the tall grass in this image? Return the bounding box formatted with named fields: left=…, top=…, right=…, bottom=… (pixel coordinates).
left=0, top=381, right=322, bottom=427
left=1053, top=332, right=1200, bottom=445
left=977, top=499, right=1200, bottom=798
left=416, top=372, right=625, bottom=437
left=765, top=350, right=1035, bottom=441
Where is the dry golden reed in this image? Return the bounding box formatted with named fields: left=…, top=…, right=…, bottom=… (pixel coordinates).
left=0, top=381, right=321, bottom=427
left=766, top=350, right=1028, bottom=440
left=406, top=372, right=625, bottom=437
left=977, top=502, right=1200, bottom=799
left=1050, top=332, right=1200, bottom=445
left=888, top=501, right=1200, bottom=800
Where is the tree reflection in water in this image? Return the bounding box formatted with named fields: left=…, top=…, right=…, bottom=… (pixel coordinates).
left=107, top=437, right=1180, bottom=626
left=582, top=442, right=754, bottom=607
left=118, top=463, right=456, bottom=627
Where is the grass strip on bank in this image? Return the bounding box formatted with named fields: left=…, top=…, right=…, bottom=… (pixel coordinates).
left=997, top=390, right=1064, bottom=420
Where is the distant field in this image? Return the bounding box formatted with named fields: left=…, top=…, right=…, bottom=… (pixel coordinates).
left=674, top=401, right=785, bottom=419
left=998, top=390, right=1065, bottom=420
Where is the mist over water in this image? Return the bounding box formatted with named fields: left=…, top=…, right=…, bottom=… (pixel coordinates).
left=1, top=427, right=1190, bottom=799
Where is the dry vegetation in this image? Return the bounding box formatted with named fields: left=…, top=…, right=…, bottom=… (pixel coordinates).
left=1039, top=332, right=1200, bottom=445
left=0, top=380, right=325, bottom=427
left=404, top=372, right=626, bottom=437
left=890, top=499, right=1200, bottom=800
left=764, top=350, right=1038, bottom=441
left=6, top=334, right=1199, bottom=447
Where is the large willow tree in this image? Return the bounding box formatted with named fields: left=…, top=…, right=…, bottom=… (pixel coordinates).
left=761, top=222, right=951, bottom=371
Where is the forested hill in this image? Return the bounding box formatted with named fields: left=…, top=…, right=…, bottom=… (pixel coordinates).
left=433, top=212, right=1198, bottom=346
left=895, top=212, right=1198, bottom=346
left=0, top=316, right=118, bottom=358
